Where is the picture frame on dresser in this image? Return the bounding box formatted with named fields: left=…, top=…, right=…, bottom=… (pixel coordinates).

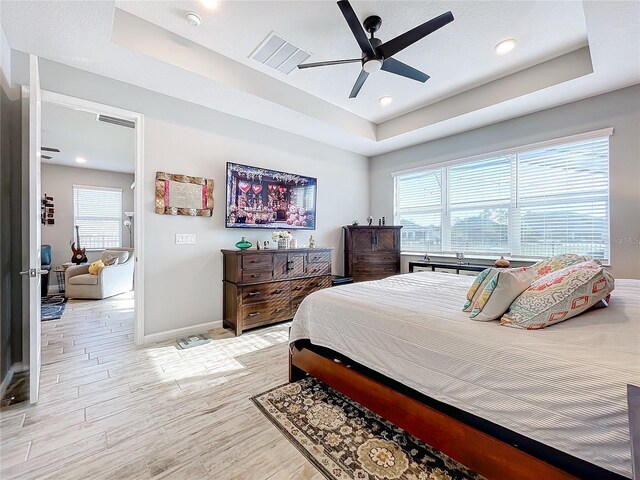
left=221, top=248, right=332, bottom=335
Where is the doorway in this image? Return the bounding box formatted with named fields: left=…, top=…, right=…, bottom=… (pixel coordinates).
left=39, top=90, right=145, bottom=343
left=10, top=84, right=145, bottom=406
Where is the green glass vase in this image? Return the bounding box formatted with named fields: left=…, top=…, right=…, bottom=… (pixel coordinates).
left=235, top=237, right=252, bottom=250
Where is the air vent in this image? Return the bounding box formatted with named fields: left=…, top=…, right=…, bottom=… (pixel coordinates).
left=250, top=32, right=310, bottom=75
left=96, top=114, right=135, bottom=129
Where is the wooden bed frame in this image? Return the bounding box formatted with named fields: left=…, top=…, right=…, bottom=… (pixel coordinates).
left=289, top=340, right=626, bottom=480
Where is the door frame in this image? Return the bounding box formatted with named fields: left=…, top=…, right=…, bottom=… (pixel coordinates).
left=40, top=90, right=145, bottom=345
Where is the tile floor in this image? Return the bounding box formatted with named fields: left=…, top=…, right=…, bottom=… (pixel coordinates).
left=0, top=292, right=319, bottom=479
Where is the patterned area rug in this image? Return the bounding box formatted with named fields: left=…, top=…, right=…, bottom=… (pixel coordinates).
left=252, top=377, right=483, bottom=480
left=42, top=295, right=67, bottom=321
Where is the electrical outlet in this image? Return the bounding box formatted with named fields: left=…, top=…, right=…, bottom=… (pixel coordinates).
left=175, top=234, right=197, bottom=245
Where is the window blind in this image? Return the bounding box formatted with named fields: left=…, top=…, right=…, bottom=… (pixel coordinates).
left=73, top=185, right=123, bottom=250
left=393, top=133, right=610, bottom=261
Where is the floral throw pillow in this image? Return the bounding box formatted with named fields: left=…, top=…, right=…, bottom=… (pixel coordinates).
left=501, top=260, right=615, bottom=330
left=469, top=267, right=536, bottom=321
left=530, top=253, right=595, bottom=280
left=462, top=268, right=499, bottom=312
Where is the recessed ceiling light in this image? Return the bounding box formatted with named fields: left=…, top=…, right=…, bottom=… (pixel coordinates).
left=200, top=0, right=220, bottom=9
left=379, top=96, right=393, bottom=106
left=185, top=11, right=202, bottom=26
left=76, top=157, right=87, bottom=164
left=495, top=38, right=517, bottom=56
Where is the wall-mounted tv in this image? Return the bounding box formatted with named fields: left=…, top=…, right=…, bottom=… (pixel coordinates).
left=225, top=162, right=317, bottom=230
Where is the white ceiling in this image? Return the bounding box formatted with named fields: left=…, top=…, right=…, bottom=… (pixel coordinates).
left=116, top=0, right=589, bottom=123
left=41, top=102, right=135, bottom=174
left=1, top=1, right=639, bottom=157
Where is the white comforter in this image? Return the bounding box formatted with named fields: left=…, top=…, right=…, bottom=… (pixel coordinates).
left=290, top=272, right=640, bottom=478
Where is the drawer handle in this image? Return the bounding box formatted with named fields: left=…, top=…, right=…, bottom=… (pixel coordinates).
left=251, top=274, right=262, bottom=278
left=249, top=312, right=260, bottom=317
left=273, top=289, right=284, bottom=294
left=384, top=256, right=394, bottom=260
left=294, top=286, right=303, bottom=291
left=248, top=292, right=260, bottom=297
left=275, top=307, right=286, bottom=312
left=310, top=283, right=320, bottom=287
left=249, top=260, right=262, bottom=263
left=385, top=268, right=394, bottom=272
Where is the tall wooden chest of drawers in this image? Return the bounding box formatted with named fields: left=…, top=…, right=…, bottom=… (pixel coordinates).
left=222, top=248, right=332, bottom=335
left=344, top=226, right=402, bottom=282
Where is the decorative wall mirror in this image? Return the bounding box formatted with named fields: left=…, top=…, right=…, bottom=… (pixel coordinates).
left=155, top=171, right=214, bottom=217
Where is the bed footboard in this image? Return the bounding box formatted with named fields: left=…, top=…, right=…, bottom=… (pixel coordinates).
left=289, top=340, right=588, bottom=480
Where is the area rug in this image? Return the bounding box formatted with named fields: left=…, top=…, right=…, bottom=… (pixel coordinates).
left=41, top=295, right=67, bottom=321
left=252, top=377, right=483, bottom=480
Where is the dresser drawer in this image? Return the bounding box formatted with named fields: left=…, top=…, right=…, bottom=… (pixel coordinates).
left=241, top=282, right=289, bottom=305
left=307, top=251, right=331, bottom=263
left=291, top=276, right=331, bottom=296
left=291, top=296, right=306, bottom=315
left=351, top=253, right=399, bottom=264
left=351, top=263, right=398, bottom=276
left=242, top=254, right=273, bottom=270
left=241, top=270, right=272, bottom=283
left=306, top=262, right=330, bottom=276
left=243, top=300, right=291, bottom=326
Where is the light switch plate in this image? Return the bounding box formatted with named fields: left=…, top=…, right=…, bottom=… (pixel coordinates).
left=176, top=234, right=196, bottom=245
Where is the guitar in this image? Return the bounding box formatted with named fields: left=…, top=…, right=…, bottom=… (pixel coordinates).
left=70, top=225, right=88, bottom=264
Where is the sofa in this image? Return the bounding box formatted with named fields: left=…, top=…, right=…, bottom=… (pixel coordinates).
left=65, top=248, right=134, bottom=299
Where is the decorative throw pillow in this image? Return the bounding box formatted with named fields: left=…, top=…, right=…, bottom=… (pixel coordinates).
left=530, top=253, right=594, bottom=280
left=469, top=267, right=536, bottom=321
left=88, top=260, right=105, bottom=275
left=102, top=255, right=119, bottom=267
left=501, top=260, right=615, bottom=330
left=462, top=268, right=499, bottom=312
left=100, top=250, right=129, bottom=264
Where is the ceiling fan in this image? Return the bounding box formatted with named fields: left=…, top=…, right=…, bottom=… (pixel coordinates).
left=298, top=0, right=454, bottom=98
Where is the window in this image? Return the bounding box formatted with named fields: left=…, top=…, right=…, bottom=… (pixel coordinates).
left=73, top=185, right=123, bottom=250
left=393, top=131, right=611, bottom=261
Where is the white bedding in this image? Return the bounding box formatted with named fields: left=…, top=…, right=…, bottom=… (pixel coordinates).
left=290, top=272, right=640, bottom=478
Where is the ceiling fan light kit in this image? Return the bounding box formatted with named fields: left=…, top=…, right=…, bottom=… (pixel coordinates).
left=297, top=0, right=454, bottom=98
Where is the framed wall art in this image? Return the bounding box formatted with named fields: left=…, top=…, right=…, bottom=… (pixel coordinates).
left=155, top=171, right=214, bottom=217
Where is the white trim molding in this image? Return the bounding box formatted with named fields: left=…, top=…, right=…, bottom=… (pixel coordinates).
left=143, top=320, right=224, bottom=345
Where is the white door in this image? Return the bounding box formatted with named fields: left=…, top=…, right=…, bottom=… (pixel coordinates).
left=20, top=54, right=43, bottom=404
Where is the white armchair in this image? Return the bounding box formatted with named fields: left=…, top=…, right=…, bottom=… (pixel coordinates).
left=65, top=248, right=134, bottom=300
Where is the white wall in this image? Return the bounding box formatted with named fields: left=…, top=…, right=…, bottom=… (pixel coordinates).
left=16, top=57, right=370, bottom=337
left=40, top=164, right=134, bottom=270
left=370, top=85, right=640, bottom=279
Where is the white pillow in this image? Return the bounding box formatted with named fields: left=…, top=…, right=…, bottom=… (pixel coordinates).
left=469, top=267, right=536, bottom=321
left=462, top=268, right=499, bottom=312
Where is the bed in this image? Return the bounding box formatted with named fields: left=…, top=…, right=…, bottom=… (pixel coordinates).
left=289, top=272, right=640, bottom=480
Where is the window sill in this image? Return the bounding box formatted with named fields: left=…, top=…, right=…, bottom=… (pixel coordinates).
left=401, top=252, right=610, bottom=267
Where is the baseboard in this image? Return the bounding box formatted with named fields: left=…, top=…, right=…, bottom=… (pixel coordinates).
left=143, top=320, right=224, bottom=345
left=0, top=365, right=14, bottom=399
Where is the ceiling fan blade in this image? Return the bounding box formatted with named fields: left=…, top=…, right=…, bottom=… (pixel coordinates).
left=337, top=0, right=374, bottom=56
left=381, top=58, right=430, bottom=82
left=377, top=11, right=454, bottom=59
left=41, top=146, right=60, bottom=152
left=298, top=59, right=361, bottom=69
left=41, top=155, right=52, bottom=160
left=349, top=70, right=369, bottom=98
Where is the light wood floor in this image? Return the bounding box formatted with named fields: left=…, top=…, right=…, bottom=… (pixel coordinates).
left=0, top=292, right=321, bottom=479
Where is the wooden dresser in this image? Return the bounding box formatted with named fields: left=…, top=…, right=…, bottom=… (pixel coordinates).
left=344, top=225, right=402, bottom=282
left=222, top=248, right=332, bottom=335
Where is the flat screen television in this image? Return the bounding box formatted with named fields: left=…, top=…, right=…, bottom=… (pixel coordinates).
left=225, top=162, right=317, bottom=230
